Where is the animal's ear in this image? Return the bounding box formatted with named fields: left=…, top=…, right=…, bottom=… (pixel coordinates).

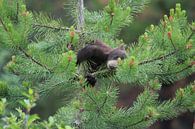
left=118, top=44, right=125, bottom=50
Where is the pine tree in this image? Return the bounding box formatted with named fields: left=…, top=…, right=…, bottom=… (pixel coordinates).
left=0, top=0, right=195, bottom=129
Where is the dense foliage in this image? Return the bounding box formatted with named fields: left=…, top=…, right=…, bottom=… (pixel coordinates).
left=0, top=0, right=194, bottom=129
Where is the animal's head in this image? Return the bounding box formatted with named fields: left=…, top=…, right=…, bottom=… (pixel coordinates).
left=107, top=45, right=127, bottom=69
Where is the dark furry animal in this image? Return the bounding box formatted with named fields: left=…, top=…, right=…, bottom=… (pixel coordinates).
left=77, top=40, right=126, bottom=69
left=76, top=40, right=127, bottom=86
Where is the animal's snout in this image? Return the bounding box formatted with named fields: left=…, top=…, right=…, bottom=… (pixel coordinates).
left=107, top=60, right=118, bottom=69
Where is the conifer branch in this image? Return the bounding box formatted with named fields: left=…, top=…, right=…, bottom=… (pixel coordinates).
left=110, top=14, right=114, bottom=26
left=0, top=17, right=52, bottom=72
left=98, top=95, right=108, bottom=114
left=32, top=23, right=80, bottom=32
left=0, top=18, right=8, bottom=32
left=170, top=38, right=177, bottom=50
left=38, top=80, right=66, bottom=95
left=125, top=118, right=147, bottom=128
left=155, top=64, right=193, bottom=76
left=108, top=117, right=149, bottom=129
left=139, top=28, right=194, bottom=66
left=0, top=54, right=12, bottom=74
left=18, top=47, right=52, bottom=72
left=139, top=51, right=177, bottom=65
left=186, top=31, right=194, bottom=42
left=173, top=64, right=193, bottom=74
left=100, top=96, right=108, bottom=109
left=85, top=92, right=99, bottom=107
left=16, top=1, right=19, bottom=23
left=0, top=17, right=19, bottom=46
left=107, top=114, right=149, bottom=128
left=85, top=92, right=107, bottom=114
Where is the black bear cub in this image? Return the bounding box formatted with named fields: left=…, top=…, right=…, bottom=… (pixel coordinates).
left=76, top=40, right=127, bottom=86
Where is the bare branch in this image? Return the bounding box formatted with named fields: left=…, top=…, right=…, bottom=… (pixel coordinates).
left=77, top=0, right=85, bottom=31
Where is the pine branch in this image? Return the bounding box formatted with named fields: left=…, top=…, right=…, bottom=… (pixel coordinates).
left=108, top=117, right=149, bottom=129
left=85, top=92, right=99, bottom=107
left=98, top=84, right=112, bottom=115
left=173, top=64, right=193, bottom=74
left=18, top=47, right=53, bottom=72
left=16, top=1, right=19, bottom=23
left=99, top=96, right=108, bottom=112
left=0, top=17, right=18, bottom=46
left=186, top=31, right=194, bottom=42
left=39, top=80, right=66, bottom=95
left=106, top=90, right=153, bottom=128
left=0, top=18, right=8, bottom=32
left=85, top=91, right=108, bottom=114
left=139, top=24, right=194, bottom=66
left=155, top=64, right=193, bottom=76
left=139, top=51, right=177, bottom=65
left=32, top=23, right=80, bottom=32
left=0, top=17, right=53, bottom=72
left=169, top=38, right=177, bottom=50
left=0, top=52, right=12, bottom=74
left=125, top=118, right=147, bottom=128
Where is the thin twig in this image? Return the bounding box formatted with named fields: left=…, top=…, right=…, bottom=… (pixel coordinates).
left=100, top=95, right=108, bottom=108
left=170, top=38, right=177, bottom=50
left=186, top=32, right=194, bottom=42
left=98, top=83, right=113, bottom=114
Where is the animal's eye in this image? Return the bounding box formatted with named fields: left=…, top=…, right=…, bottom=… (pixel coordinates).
left=113, top=56, right=119, bottom=59
left=120, top=56, right=125, bottom=60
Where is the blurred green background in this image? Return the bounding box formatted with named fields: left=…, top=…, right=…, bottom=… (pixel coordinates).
left=0, top=0, right=195, bottom=119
